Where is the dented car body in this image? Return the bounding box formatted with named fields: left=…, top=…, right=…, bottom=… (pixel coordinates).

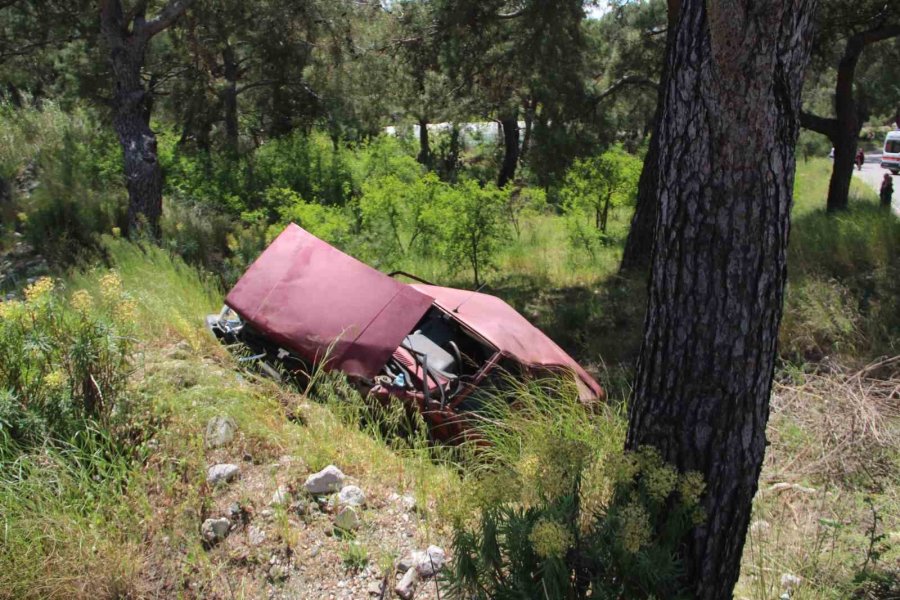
left=208, top=224, right=603, bottom=441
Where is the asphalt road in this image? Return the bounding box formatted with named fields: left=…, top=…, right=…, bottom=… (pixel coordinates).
left=853, top=153, right=899, bottom=215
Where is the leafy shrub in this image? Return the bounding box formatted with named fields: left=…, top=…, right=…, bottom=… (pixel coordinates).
left=357, top=173, right=443, bottom=263
left=447, top=379, right=702, bottom=600
left=562, top=146, right=641, bottom=258
left=428, top=180, right=510, bottom=286
left=254, top=131, right=353, bottom=207
left=265, top=186, right=353, bottom=244
left=0, top=275, right=135, bottom=448
left=7, top=105, right=125, bottom=262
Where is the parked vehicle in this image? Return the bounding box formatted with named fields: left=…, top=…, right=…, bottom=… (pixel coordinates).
left=881, top=131, right=900, bottom=175
left=207, top=224, right=604, bottom=442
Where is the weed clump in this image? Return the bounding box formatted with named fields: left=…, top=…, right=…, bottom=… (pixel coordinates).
left=446, top=379, right=703, bottom=599
left=0, top=275, right=136, bottom=447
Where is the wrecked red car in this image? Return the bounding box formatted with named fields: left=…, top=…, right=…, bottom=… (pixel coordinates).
left=207, top=223, right=603, bottom=441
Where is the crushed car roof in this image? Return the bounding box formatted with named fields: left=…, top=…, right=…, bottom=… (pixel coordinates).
left=225, top=224, right=433, bottom=379
left=225, top=223, right=602, bottom=398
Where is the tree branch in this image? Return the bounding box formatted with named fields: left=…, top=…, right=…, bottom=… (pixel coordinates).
left=140, top=0, right=195, bottom=39
left=799, top=110, right=838, bottom=139
left=594, top=75, right=659, bottom=103
left=857, top=22, right=900, bottom=46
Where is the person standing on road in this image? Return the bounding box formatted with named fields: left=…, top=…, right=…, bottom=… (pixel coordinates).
left=856, top=148, right=866, bottom=170
left=881, top=173, right=894, bottom=208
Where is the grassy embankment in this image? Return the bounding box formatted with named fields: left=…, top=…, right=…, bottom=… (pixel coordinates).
left=1, top=157, right=896, bottom=599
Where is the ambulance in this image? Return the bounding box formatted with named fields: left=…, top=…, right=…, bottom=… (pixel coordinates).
left=882, top=131, right=900, bottom=175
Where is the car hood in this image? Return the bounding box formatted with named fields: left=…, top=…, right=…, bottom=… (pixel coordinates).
left=410, top=284, right=604, bottom=401
left=225, top=224, right=433, bottom=379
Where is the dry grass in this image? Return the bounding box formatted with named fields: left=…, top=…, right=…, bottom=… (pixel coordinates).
left=736, top=358, right=900, bottom=599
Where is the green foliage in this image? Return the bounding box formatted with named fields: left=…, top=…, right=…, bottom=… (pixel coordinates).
left=446, top=379, right=701, bottom=600
left=0, top=275, right=135, bottom=448
left=358, top=173, right=443, bottom=263
left=431, top=180, right=510, bottom=287
left=265, top=186, right=353, bottom=244
left=1, top=103, right=124, bottom=261
left=562, top=146, right=641, bottom=257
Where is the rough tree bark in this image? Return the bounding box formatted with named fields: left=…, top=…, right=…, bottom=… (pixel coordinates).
left=99, top=0, right=194, bottom=238
left=221, top=43, right=239, bottom=154
left=620, top=0, right=679, bottom=273
left=801, top=23, right=900, bottom=212
left=626, top=1, right=816, bottom=598
left=497, top=109, right=519, bottom=188
left=416, top=117, right=432, bottom=168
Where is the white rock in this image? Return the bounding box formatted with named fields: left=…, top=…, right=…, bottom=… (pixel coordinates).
left=395, top=567, right=418, bottom=600
left=248, top=525, right=266, bottom=546
left=201, top=517, right=231, bottom=544
left=271, top=485, right=290, bottom=505
left=750, top=520, right=771, bottom=536
left=205, top=415, right=237, bottom=448
left=303, top=465, right=346, bottom=494
left=207, top=463, right=240, bottom=485
left=415, top=545, right=446, bottom=578
left=334, top=506, right=361, bottom=531
left=769, top=482, right=816, bottom=494
left=338, top=485, right=366, bottom=508
left=389, top=492, right=417, bottom=511
left=781, top=573, right=802, bottom=589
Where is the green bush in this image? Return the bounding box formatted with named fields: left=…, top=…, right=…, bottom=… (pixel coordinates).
left=0, top=275, right=136, bottom=448
left=562, top=146, right=641, bottom=258
left=3, top=104, right=125, bottom=261
left=447, top=380, right=702, bottom=600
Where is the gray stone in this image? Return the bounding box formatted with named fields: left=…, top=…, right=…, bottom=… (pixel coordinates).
left=205, top=415, right=237, bottom=448
left=781, top=573, right=802, bottom=589
left=395, top=567, right=418, bottom=600
left=367, top=580, right=385, bottom=596
left=201, top=517, right=231, bottom=544
left=248, top=525, right=266, bottom=546
left=303, top=465, right=345, bottom=494
left=337, top=485, right=366, bottom=508
left=415, top=545, right=446, bottom=578
left=334, top=506, right=361, bottom=531
left=207, top=463, right=240, bottom=485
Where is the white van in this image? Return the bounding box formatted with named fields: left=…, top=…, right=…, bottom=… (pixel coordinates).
left=882, top=131, right=900, bottom=175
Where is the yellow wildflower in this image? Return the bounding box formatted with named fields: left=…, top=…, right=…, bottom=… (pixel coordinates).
left=70, top=290, right=93, bottom=313
left=529, top=519, right=573, bottom=559
left=44, top=370, right=66, bottom=390
left=678, top=471, right=705, bottom=509
left=643, top=462, right=678, bottom=502
left=99, top=271, right=123, bottom=301
left=618, top=499, right=652, bottom=554
left=115, top=297, right=139, bottom=323
left=24, top=277, right=54, bottom=303
left=0, top=299, right=23, bottom=319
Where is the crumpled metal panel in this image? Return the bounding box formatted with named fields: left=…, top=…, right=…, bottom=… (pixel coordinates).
left=225, top=224, right=434, bottom=379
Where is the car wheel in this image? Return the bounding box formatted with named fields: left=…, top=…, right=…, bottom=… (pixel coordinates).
left=892, top=170, right=899, bottom=176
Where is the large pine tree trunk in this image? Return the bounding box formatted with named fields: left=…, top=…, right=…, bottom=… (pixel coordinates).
left=620, top=1, right=678, bottom=273
left=497, top=110, right=520, bottom=188
left=416, top=117, right=432, bottom=168
left=626, top=1, right=816, bottom=598
left=100, top=0, right=194, bottom=239
left=222, top=44, right=239, bottom=155
left=106, top=39, right=164, bottom=238
left=620, top=109, right=661, bottom=272
left=825, top=37, right=867, bottom=213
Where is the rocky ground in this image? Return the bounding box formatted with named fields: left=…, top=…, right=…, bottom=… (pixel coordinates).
left=141, top=369, right=451, bottom=600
